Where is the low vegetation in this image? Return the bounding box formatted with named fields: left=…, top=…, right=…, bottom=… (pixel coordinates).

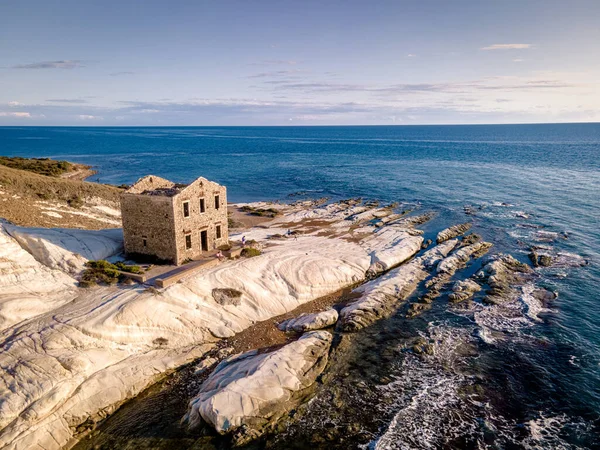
left=0, top=164, right=122, bottom=204
left=80, top=260, right=143, bottom=287
left=239, top=205, right=280, bottom=218
left=0, top=156, right=77, bottom=177
left=241, top=247, right=261, bottom=258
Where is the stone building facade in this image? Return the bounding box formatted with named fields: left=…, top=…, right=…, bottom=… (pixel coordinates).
left=121, top=175, right=229, bottom=265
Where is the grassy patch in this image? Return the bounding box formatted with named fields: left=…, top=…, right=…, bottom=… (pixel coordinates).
left=0, top=156, right=77, bottom=177
left=80, top=260, right=143, bottom=287
left=239, top=205, right=280, bottom=218
left=80, top=260, right=121, bottom=287
left=0, top=164, right=122, bottom=204
left=114, top=261, right=143, bottom=273
left=241, top=247, right=261, bottom=258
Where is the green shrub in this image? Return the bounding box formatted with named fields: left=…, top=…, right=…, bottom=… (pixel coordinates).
left=239, top=205, right=280, bottom=218
left=67, top=195, right=84, bottom=208
left=78, top=279, right=96, bottom=288
left=153, top=337, right=168, bottom=347
left=81, top=259, right=121, bottom=286
left=114, top=261, right=142, bottom=273
left=241, top=247, right=261, bottom=258
left=0, top=156, right=75, bottom=177
left=218, top=243, right=232, bottom=251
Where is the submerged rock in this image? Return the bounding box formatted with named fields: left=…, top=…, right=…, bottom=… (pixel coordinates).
left=436, top=222, right=472, bottom=244
left=476, top=254, right=533, bottom=305
left=529, top=249, right=554, bottom=267
left=406, top=302, right=432, bottom=318
left=407, top=241, right=492, bottom=317
left=183, top=331, right=332, bottom=442
left=339, top=239, right=459, bottom=331
left=461, top=233, right=481, bottom=246
left=531, top=288, right=558, bottom=306
left=278, top=309, right=339, bottom=332
left=412, top=337, right=435, bottom=355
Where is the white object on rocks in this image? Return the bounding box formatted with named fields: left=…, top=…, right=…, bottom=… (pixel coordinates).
left=278, top=309, right=339, bottom=332
left=183, top=331, right=332, bottom=435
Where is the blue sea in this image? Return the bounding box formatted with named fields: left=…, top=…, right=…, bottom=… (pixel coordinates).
left=2, top=124, right=600, bottom=448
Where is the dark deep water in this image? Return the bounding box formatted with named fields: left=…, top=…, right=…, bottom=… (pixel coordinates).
left=2, top=124, right=599, bottom=448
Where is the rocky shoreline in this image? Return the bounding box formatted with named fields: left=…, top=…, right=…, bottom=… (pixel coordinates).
left=0, top=193, right=581, bottom=449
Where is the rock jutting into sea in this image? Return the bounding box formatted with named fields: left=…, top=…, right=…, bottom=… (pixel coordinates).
left=448, top=279, right=482, bottom=303
left=278, top=309, right=339, bottom=332
left=0, top=200, right=427, bottom=449
left=436, top=222, right=472, bottom=244
left=406, top=240, right=493, bottom=318
left=182, top=331, right=333, bottom=443
left=338, top=239, right=459, bottom=331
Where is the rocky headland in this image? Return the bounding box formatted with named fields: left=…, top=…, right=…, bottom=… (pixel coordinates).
left=0, top=165, right=577, bottom=449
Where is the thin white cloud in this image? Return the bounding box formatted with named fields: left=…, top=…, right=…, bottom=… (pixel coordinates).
left=247, top=69, right=304, bottom=79
left=249, top=59, right=298, bottom=66
left=78, top=114, right=102, bottom=120
left=481, top=44, right=532, bottom=50
left=0, top=112, right=31, bottom=118
left=47, top=99, right=89, bottom=104
left=407, top=54, right=416, bottom=57
left=13, top=60, right=85, bottom=69
left=8, top=101, right=21, bottom=106
left=110, top=71, right=135, bottom=76
left=513, top=58, right=524, bottom=63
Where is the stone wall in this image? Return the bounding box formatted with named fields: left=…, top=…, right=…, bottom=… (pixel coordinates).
left=121, top=193, right=178, bottom=262
left=126, top=175, right=174, bottom=194
left=172, top=177, right=229, bottom=264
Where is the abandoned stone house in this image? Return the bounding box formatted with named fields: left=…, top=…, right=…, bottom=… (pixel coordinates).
left=121, top=175, right=229, bottom=265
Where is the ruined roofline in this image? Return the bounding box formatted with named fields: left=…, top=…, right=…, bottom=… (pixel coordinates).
left=124, top=175, right=223, bottom=197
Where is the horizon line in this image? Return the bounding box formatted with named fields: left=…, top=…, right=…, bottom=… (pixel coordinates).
left=0, top=121, right=599, bottom=128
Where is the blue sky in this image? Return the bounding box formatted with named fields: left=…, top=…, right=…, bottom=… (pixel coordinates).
left=1, top=0, right=599, bottom=125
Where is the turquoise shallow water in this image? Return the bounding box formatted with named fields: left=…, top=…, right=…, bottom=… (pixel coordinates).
left=2, top=124, right=599, bottom=447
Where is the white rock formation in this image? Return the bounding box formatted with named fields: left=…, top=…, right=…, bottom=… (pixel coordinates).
left=183, top=331, right=332, bottom=435
left=0, top=224, right=77, bottom=331
left=361, top=226, right=424, bottom=275
left=0, top=203, right=426, bottom=449
left=278, top=309, right=339, bottom=332
left=4, top=224, right=123, bottom=275
left=436, top=222, right=472, bottom=244
left=436, top=241, right=492, bottom=276
left=0, top=235, right=371, bottom=449
left=339, top=239, right=459, bottom=330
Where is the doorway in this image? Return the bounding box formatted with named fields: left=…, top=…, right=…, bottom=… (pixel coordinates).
left=200, top=230, right=208, bottom=252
